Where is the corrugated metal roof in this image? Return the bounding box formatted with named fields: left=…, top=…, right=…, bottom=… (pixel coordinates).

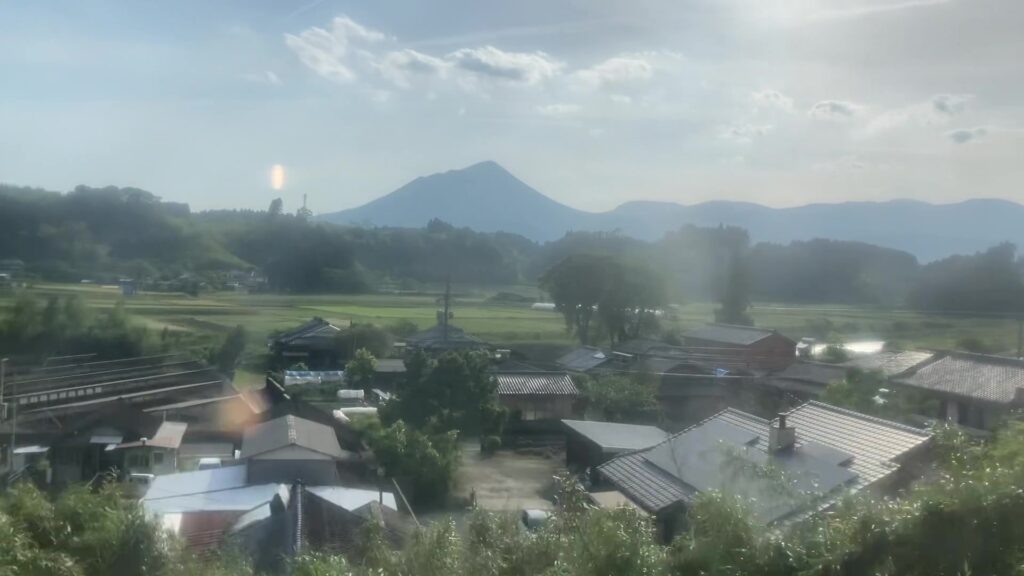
left=495, top=372, right=579, bottom=396
left=683, top=323, right=789, bottom=346
left=144, top=484, right=282, bottom=514
left=240, top=415, right=348, bottom=460
left=116, top=421, right=188, bottom=449
left=895, top=352, right=1024, bottom=404
left=556, top=347, right=609, bottom=372
left=306, top=486, right=397, bottom=512
left=563, top=420, right=668, bottom=452
left=374, top=359, right=407, bottom=373
left=598, top=401, right=931, bottom=518
left=841, top=351, right=935, bottom=377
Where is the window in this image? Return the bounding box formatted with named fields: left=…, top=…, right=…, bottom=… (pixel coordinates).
left=152, top=452, right=164, bottom=466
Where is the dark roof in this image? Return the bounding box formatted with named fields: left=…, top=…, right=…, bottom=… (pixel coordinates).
left=241, top=415, right=348, bottom=460
left=495, top=372, right=579, bottom=396
left=562, top=420, right=669, bottom=452
left=895, top=352, right=1024, bottom=404
left=374, top=359, right=407, bottom=374
left=770, top=360, right=847, bottom=387
left=115, top=421, right=188, bottom=449
left=683, top=323, right=794, bottom=346
left=613, top=338, right=676, bottom=356
left=634, top=357, right=706, bottom=375
left=272, top=318, right=344, bottom=347
left=404, top=322, right=487, bottom=350
left=555, top=346, right=610, bottom=372
left=599, top=401, right=930, bottom=521
left=841, top=351, right=936, bottom=378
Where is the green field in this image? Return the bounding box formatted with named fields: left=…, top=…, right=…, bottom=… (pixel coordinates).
left=4, top=283, right=1022, bottom=362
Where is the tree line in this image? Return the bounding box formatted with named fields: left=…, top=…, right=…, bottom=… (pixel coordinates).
left=3, top=184, right=1024, bottom=314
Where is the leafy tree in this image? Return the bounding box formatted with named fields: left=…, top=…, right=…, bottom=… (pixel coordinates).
left=268, top=198, right=283, bottom=217
left=336, top=324, right=392, bottom=360
left=580, top=373, right=658, bottom=422
left=345, top=348, right=378, bottom=389
left=355, top=419, right=460, bottom=505
left=213, top=325, right=247, bottom=375
left=381, top=351, right=500, bottom=435
left=715, top=252, right=753, bottom=326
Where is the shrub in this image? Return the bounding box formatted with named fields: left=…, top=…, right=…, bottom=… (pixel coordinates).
left=481, top=436, right=501, bottom=455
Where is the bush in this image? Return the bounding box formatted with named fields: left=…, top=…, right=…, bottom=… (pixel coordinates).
left=481, top=435, right=501, bottom=455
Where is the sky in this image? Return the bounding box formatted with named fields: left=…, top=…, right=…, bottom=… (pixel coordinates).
left=1, top=0, right=1022, bottom=214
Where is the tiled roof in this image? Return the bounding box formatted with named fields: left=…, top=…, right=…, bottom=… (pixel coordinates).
left=562, top=420, right=669, bottom=452
left=598, top=401, right=931, bottom=518
left=895, top=352, right=1024, bottom=404
left=683, top=323, right=791, bottom=346
left=273, top=318, right=343, bottom=345
left=240, top=415, right=348, bottom=460
left=404, top=323, right=488, bottom=350
left=495, top=372, right=579, bottom=396
left=374, top=359, right=407, bottom=373
left=841, top=351, right=935, bottom=377
left=771, top=362, right=848, bottom=384
left=555, top=346, right=610, bottom=372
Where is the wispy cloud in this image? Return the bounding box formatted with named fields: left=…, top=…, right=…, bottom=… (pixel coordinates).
left=536, top=103, right=581, bottom=117
left=808, top=100, right=865, bottom=120
left=947, top=126, right=987, bottom=144
left=751, top=89, right=794, bottom=113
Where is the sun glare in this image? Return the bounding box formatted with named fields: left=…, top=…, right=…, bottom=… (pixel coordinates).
left=270, top=164, right=286, bottom=190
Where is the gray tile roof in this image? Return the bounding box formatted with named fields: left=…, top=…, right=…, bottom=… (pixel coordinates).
left=495, top=372, right=579, bottom=396
left=771, top=362, right=849, bottom=385
left=562, top=420, right=669, bottom=452
left=598, top=401, right=931, bottom=519
left=374, top=359, right=407, bottom=374
left=555, top=346, right=610, bottom=372
left=240, top=415, right=348, bottom=460
left=683, top=323, right=791, bottom=346
left=841, top=351, right=935, bottom=377
left=404, top=323, right=488, bottom=350
left=895, top=352, right=1024, bottom=404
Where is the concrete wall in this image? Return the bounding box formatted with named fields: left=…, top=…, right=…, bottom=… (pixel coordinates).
left=248, top=458, right=338, bottom=485
left=500, top=395, right=575, bottom=421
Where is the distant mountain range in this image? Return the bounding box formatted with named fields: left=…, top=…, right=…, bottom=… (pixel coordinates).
left=318, top=161, right=1024, bottom=261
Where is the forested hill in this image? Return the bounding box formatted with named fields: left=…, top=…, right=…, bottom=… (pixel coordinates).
left=319, top=161, right=1024, bottom=262
left=3, top=184, right=1023, bottom=311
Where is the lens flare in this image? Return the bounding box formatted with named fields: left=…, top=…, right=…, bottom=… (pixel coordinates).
left=270, top=164, right=285, bottom=190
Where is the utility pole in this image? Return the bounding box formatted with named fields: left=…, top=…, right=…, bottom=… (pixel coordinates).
left=442, top=275, right=451, bottom=342
left=1, top=358, right=11, bottom=468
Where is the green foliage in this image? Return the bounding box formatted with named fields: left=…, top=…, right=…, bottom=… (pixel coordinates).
left=356, top=419, right=461, bottom=505
left=822, top=368, right=938, bottom=423
left=336, top=323, right=393, bottom=359
left=344, top=347, right=378, bottom=389
left=481, top=435, right=502, bottom=455
left=0, top=294, right=150, bottom=360
left=820, top=343, right=850, bottom=363
left=715, top=252, right=753, bottom=326
left=382, top=351, right=500, bottom=435
left=212, top=325, right=247, bottom=375
left=580, top=373, right=658, bottom=422
left=540, top=253, right=665, bottom=345
left=911, top=243, right=1024, bottom=314
left=385, top=319, right=419, bottom=339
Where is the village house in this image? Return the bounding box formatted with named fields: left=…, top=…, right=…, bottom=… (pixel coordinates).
left=595, top=401, right=932, bottom=541
left=562, top=419, right=669, bottom=470
left=494, top=371, right=580, bottom=423
left=269, top=317, right=348, bottom=369
left=682, top=323, right=797, bottom=372
left=140, top=413, right=410, bottom=564
left=402, top=321, right=489, bottom=354
left=894, top=351, right=1024, bottom=430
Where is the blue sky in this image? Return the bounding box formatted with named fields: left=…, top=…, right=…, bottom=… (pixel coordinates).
left=1, top=0, right=1022, bottom=213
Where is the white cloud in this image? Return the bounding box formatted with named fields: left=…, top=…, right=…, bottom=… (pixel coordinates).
left=535, top=103, right=581, bottom=117
left=948, top=126, right=987, bottom=144
left=863, top=93, right=972, bottom=135
left=609, top=94, right=633, bottom=104
left=574, top=56, right=653, bottom=88
left=720, top=123, right=773, bottom=143
left=284, top=15, right=386, bottom=83
left=751, top=89, right=794, bottom=113
left=808, top=100, right=865, bottom=120
left=446, top=46, right=563, bottom=85
left=375, top=49, right=449, bottom=88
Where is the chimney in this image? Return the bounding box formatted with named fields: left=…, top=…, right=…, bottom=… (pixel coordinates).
left=769, top=413, right=796, bottom=452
